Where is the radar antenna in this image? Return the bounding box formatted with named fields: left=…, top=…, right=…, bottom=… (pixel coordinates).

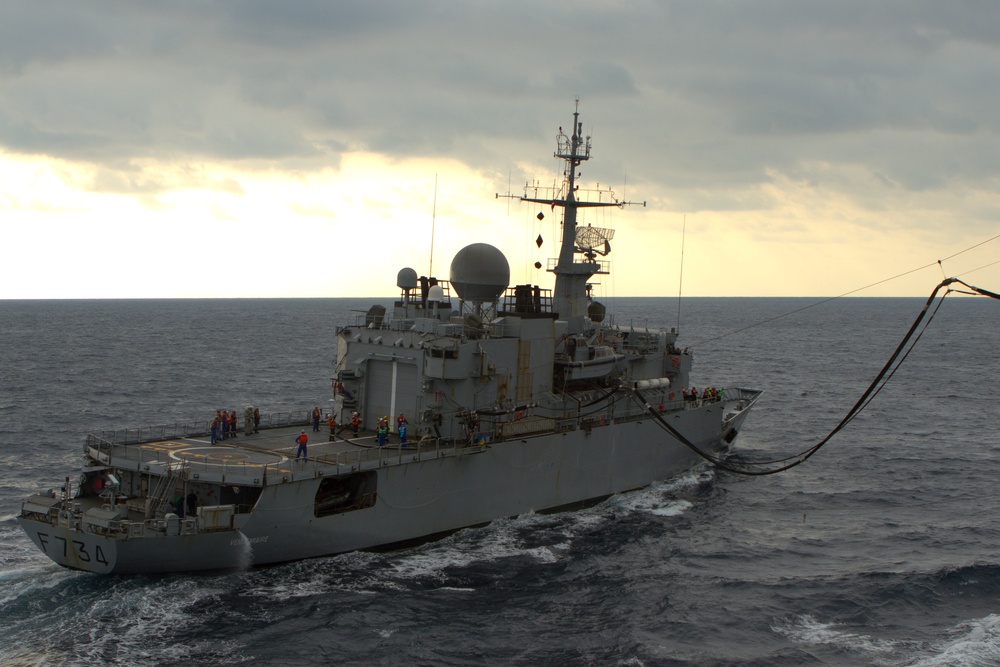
left=574, top=225, right=615, bottom=259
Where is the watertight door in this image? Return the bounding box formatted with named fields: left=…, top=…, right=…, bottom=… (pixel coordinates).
left=364, top=359, right=418, bottom=429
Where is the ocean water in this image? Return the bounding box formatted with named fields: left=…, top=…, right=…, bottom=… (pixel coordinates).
left=2, top=295, right=999, bottom=666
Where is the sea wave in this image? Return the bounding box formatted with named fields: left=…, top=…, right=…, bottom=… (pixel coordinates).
left=3, top=297, right=1000, bottom=666
left=773, top=614, right=908, bottom=657
left=905, top=614, right=1000, bottom=667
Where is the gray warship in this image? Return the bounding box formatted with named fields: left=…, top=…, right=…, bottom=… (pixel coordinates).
left=18, top=107, right=761, bottom=574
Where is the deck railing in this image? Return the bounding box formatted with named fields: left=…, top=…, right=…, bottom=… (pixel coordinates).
left=82, top=390, right=761, bottom=486
left=88, top=410, right=313, bottom=447
left=84, top=430, right=484, bottom=486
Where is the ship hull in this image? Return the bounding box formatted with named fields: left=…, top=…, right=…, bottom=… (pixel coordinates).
left=22, top=399, right=751, bottom=574
left=244, top=400, right=737, bottom=566
left=17, top=516, right=248, bottom=574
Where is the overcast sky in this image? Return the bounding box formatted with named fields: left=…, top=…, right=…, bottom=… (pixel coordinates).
left=2, top=1, right=999, bottom=298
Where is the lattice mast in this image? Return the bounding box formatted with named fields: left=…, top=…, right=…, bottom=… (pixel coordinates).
left=516, top=102, right=642, bottom=332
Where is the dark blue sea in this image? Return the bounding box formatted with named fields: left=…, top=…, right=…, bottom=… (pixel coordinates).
left=2, top=296, right=999, bottom=666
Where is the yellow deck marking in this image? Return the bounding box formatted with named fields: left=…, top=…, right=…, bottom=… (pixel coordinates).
left=142, top=442, right=190, bottom=452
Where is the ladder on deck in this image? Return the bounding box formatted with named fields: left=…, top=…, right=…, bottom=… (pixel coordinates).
left=145, top=463, right=184, bottom=519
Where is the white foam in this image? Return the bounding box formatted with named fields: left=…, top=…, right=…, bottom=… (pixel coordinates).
left=777, top=613, right=1000, bottom=667
left=905, top=614, right=1000, bottom=667
left=232, top=531, right=255, bottom=570
left=602, top=472, right=710, bottom=518
left=647, top=500, right=694, bottom=516
left=0, top=564, right=78, bottom=608
left=387, top=517, right=560, bottom=581
left=0, top=573, right=251, bottom=667
left=554, top=507, right=608, bottom=532
left=0, top=563, right=62, bottom=585
left=194, top=470, right=713, bottom=598
left=376, top=472, right=712, bottom=583
left=773, top=615, right=900, bottom=656
left=617, top=658, right=647, bottom=667
left=239, top=551, right=399, bottom=599
left=79, top=579, right=238, bottom=661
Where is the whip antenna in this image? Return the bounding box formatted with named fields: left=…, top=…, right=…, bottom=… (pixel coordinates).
left=429, top=174, right=438, bottom=276
left=677, top=215, right=686, bottom=332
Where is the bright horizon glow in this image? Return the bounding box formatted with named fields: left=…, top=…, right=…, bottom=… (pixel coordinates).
left=2, top=149, right=995, bottom=300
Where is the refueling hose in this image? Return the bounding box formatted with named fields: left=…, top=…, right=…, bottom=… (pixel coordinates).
left=634, top=278, right=999, bottom=476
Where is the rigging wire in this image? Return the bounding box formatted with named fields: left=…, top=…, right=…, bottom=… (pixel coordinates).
left=954, top=257, right=1000, bottom=278
left=634, top=277, right=1000, bottom=476
left=939, top=232, right=1000, bottom=264
left=689, top=233, right=1000, bottom=349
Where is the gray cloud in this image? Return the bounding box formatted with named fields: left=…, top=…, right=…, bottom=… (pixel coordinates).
left=1, top=0, right=998, bottom=216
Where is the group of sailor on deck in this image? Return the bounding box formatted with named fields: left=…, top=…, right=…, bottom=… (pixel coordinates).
left=375, top=414, right=408, bottom=447
left=291, top=409, right=410, bottom=460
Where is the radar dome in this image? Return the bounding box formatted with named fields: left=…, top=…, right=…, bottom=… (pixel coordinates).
left=396, top=267, right=418, bottom=290
left=449, top=243, right=510, bottom=303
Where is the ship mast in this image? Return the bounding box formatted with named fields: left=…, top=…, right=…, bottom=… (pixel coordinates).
left=516, top=101, right=643, bottom=332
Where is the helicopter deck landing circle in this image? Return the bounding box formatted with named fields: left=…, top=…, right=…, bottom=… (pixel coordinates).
left=169, top=446, right=287, bottom=467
